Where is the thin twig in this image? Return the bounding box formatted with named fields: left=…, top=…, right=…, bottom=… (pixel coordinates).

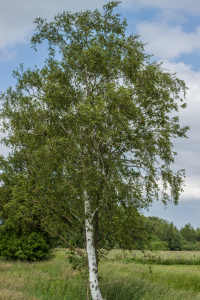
left=91, top=207, right=99, bottom=222
left=70, top=208, right=82, bottom=223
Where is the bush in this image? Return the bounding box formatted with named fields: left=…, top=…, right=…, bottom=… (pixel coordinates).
left=0, top=230, right=55, bottom=261
left=149, top=240, right=169, bottom=251
left=145, top=235, right=169, bottom=251
left=182, top=241, right=200, bottom=251
left=170, top=232, right=184, bottom=250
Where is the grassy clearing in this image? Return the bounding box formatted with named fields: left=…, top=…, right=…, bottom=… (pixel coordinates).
left=108, top=261, right=200, bottom=294
left=107, top=249, right=200, bottom=260
left=1, top=249, right=200, bottom=299
left=108, top=250, right=200, bottom=265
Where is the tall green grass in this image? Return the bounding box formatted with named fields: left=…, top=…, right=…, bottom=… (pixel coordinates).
left=100, top=275, right=200, bottom=300
left=24, top=264, right=200, bottom=300
left=1, top=249, right=200, bottom=299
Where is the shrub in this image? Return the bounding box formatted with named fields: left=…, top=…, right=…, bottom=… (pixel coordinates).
left=170, top=232, right=184, bottom=250
left=145, top=235, right=169, bottom=251
left=0, top=230, right=55, bottom=261
left=149, top=240, right=169, bottom=251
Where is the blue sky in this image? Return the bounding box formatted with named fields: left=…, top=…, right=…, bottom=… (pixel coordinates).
left=0, top=0, right=200, bottom=229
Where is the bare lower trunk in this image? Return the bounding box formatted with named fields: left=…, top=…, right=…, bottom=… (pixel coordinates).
left=85, top=197, right=105, bottom=300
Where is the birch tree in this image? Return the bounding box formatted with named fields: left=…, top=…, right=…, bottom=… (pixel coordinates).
left=0, top=1, right=189, bottom=299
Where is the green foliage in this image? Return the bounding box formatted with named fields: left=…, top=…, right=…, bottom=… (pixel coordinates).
left=0, top=229, right=55, bottom=261
left=0, top=2, right=189, bottom=297
left=145, top=217, right=172, bottom=243
left=65, top=248, right=87, bottom=270
left=97, top=248, right=110, bottom=261
left=143, top=217, right=200, bottom=251
left=0, top=0, right=188, bottom=227
left=170, top=232, right=184, bottom=251
left=182, top=241, right=200, bottom=251
left=0, top=153, right=63, bottom=262
left=98, top=206, right=151, bottom=251
left=147, top=235, right=169, bottom=251
left=180, top=223, right=196, bottom=243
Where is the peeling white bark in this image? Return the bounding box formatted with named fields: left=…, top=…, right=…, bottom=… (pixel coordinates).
left=85, top=193, right=105, bottom=300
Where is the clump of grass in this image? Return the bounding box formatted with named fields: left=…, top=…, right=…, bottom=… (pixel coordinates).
left=145, top=264, right=200, bottom=294
left=100, top=275, right=200, bottom=300
left=101, top=260, right=200, bottom=295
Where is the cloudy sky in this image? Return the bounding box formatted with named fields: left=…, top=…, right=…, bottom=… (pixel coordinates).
left=0, top=0, right=199, bottom=229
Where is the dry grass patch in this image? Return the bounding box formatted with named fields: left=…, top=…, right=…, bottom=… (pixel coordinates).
left=0, top=289, right=40, bottom=300
left=0, top=263, right=12, bottom=272
left=60, top=267, right=80, bottom=279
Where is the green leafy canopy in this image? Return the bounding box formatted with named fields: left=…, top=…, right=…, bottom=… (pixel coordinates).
left=0, top=1, right=189, bottom=253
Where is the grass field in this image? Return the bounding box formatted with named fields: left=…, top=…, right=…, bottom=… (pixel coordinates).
left=1, top=249, right=200, bottom=299
left=107, top=249, right=200, bottom=260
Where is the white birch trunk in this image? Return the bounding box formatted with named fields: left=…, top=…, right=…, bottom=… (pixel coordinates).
left=85, top=194, right=105, bottom=300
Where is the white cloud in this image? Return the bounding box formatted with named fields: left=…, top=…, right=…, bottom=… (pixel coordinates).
left=0, top=0, right=106, bottom=54
left=161, top=61, right=200, bottom=105
left=158, top=61, right=200, bottom=201
left=0, top=48, right=16, bottom=62
left=180, top=177, right=200, bottom=200
left=1, top=0, right=200, bottom=62
left=136, top=22, right=200, bottom=60
left=122, top=0, right=200, bottom=14
left=160, top=62, right=200, bottom=131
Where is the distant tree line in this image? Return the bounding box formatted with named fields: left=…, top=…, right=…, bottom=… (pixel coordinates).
left=91, top=215, right=200, bottom=252
left=142, top=216, right=200, bottom=251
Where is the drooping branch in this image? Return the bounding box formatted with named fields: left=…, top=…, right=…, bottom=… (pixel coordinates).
left=70, top=208, right=82, bottom=223
left=18, top=210, right=88, bottom=268
left=22, top=196, right=81, bottom=234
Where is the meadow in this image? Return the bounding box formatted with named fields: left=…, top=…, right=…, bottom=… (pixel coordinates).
left=1, top=249, right=200, bottom=300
